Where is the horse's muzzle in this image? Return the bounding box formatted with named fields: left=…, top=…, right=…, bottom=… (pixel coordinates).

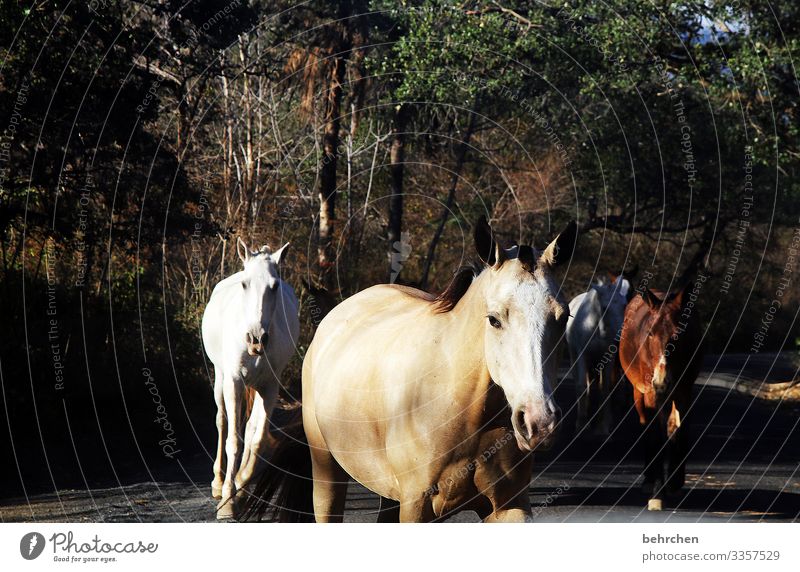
left=512, top=402, right=559, bottom=452
left=246, top=332, right=268, bottom=356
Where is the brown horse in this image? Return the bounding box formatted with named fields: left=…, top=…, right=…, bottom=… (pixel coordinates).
left=246, top=218, right=577, bottom=522
left=619, top=276, right=705, bottom=510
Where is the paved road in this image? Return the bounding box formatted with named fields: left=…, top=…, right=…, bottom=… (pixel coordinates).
left=3, top=354, right=799, bottom=523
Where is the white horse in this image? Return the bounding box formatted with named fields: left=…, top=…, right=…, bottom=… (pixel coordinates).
left=201, top=238, right=299, bottom=519
left=566, top=273, right=630, bottom=435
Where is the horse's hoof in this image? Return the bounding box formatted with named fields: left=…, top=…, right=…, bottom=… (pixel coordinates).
left=211, top=484, right=223, bottom=500
left=647, top=498, right=663, bottom=511
left=216, top=498, right=236, bottom=520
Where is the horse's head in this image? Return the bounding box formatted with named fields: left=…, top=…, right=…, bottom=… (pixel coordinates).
left=474, top=218, right=578, bottom=452
left=591, top=273, right=631, bottom=339
left=634, top=286, right=688, bottom=396
left=236, top=237, right=289, bottom=357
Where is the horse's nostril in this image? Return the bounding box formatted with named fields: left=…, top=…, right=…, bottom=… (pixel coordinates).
left=524, top=410, right=540, bottom=439
left=515, top=409, right=527, bottom=436
left=246, top=332, right=253, bottom=344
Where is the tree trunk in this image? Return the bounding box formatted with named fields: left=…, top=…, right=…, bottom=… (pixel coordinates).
left=419, top=103, right=480, bottom=290
left=317, top=54, right=346, bottom=288
left=387, top=104, right=408, bottom=282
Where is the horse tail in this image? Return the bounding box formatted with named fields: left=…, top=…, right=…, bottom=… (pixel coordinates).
left=242, top=407, right=314, bottom=522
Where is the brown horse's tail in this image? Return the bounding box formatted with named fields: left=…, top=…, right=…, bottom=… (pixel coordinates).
left=244, top=386, right=256, bottom=419
left=242, top=407, right=314, bottom=522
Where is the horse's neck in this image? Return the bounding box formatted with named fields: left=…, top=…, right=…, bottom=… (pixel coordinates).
left=441, top=270, right=492, bottom=395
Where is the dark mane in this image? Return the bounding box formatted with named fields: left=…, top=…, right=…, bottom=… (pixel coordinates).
left=433, top=261, right=484, bottom=313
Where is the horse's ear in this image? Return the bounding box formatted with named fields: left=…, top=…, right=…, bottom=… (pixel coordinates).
left=473, top=215, right=496, bottom=266
left=494, top=240, right=508, bottom=268
left=272, top=242, right=290, bottom=265
left=640, top=288, right=662, bottom=309
left=237, top=237, right=250, bottom=263
left=541, top=220, right=578, bottom=268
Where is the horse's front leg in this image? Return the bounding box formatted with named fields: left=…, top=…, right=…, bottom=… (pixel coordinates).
left=398, top=496, right=435, bottom=523
left=482, top=487, right=532, bottom=523
left=211, top=370, right=226, bottom=499
left=640, top=392, right=668, bottom=511
left=666, top=394, right=690, bottom=494
left=217, top=375, right=245, bottom=520
left=474, top=430, right=534, bottom=523
left=484, top=506, right=532, bottom=523
left=377, top=497, right=400, bottom=522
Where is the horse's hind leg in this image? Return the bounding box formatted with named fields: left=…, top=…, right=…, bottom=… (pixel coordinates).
left=211, top=369, right=226, bottom=499
left=308, top=447, right=349, bottom=522
left=377, top=497, right=400, bottom=523
left=304, top=408, right=348, bottom=522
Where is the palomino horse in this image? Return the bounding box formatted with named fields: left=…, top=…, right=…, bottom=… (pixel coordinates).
left=619, top=276, right=704, bottom=510
left=566, top=272, right=632, bottom=435
left=201, top=238, right=299, bottom=519
left=248, top=218, right=577, bottom=522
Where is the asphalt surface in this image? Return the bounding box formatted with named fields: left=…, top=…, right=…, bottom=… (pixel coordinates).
left=2, top=354, right=799, bottom=523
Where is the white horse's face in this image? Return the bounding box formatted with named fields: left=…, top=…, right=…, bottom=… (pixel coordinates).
left=592, top=275, right=630, bottom=339
left=237, top=239, right=289, bottom=357
left=475, top=217, right=576, bottom=452
left=484, top=260, right=568, bottom=451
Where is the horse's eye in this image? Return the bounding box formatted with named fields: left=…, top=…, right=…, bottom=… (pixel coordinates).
left=488, top=315, right=502, bottom=329
left=241, top=282, right=247, bottom=290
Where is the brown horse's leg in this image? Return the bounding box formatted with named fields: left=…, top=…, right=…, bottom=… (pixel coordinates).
left=377, top=496, right=400, bottom=522
left=666, top=393, right=690, bottom=494
left=636, top=389, right=665, bottom=505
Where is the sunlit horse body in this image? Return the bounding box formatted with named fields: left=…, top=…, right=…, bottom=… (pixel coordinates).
left=566, top=273, right=631, bottom=434
left=201, top=238, right=299, bottom=518
left=619, top=277, right=705, bottom=510
left=249, top=219, right=577, bottom=522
